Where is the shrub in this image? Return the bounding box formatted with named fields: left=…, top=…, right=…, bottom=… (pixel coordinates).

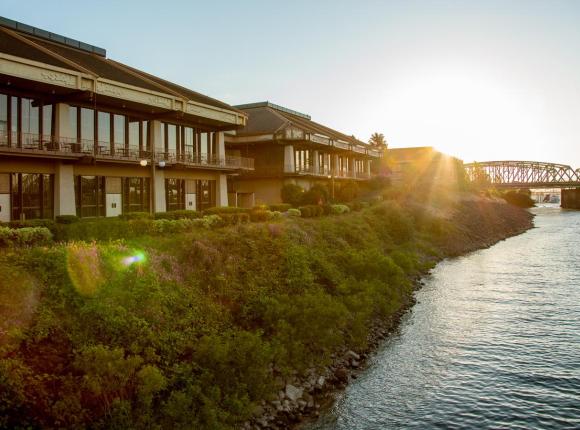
left=281, top=183, right=304, bottom=207
left=502, top=191, right=535, bottom=208
left=154, top=210, right=201, bottom=220
left=301, top=184, right=329, bottom=205
left=269, top=204, right=291, bottom=212
left=287, top=208, right=301, bottom=217
left=321, top=204, right=332, bottom=216
left=118, top=212, right=152, bottom=220
left=219, top=213, right=250, bottom=225
left=203, top=207, right=250, bottom=215
left=335, top=181, right=359, bottom=202
left=330, top=204, right=350, bottom=215
left=202, top=215, right=224, bottom=228
left=4, top=219, right=56, bottom=230
left=249, top=209, right=275, bottom=222
left=56, top=215, right=80, bottom=224
left=0, top=226, right=52, bottom=247
left=299, top=205, right=324, bottom=218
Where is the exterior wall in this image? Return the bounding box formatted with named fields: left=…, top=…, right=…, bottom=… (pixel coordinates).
left=561, top=188, right=580, bottom=209
left=0, top=174, right=10, bottom=222
left=55, top=163, right=76, bottom=216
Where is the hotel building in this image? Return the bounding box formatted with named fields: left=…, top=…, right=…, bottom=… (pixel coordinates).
left=0, top=17, right=252, bottom=222
left=225, top=102, right=382, bottom=206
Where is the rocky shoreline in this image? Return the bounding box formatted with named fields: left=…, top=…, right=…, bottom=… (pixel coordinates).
left=244, top=203, right=535, bottom=430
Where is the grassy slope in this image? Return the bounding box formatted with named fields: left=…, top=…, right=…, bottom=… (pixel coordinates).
left=0, top=195, right=532, bottom=430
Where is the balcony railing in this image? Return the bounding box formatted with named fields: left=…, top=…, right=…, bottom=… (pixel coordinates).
left=0, top=132, right=253, bottom=170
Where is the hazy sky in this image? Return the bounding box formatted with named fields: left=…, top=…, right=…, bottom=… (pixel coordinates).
left=4, top=0, right=580, bottom=167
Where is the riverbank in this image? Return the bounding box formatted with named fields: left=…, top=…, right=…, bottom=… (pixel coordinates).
left=0, top=193, right=533, bottom=430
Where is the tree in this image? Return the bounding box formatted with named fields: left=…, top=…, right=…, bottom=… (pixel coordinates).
left=368, top=133, right=387, bottom=149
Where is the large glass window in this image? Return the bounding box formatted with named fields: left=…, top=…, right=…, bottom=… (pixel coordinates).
left=113, top=114, right=125, bottom=155
left=166, top=123, right=177, bottom=157
left=97, top=111, right=111, bottom=154
left=165, top=178, right=185, bottom=211
left=75, top=175, right=106, bottom=218
left=184, top=127, right=195, bottom=160
left=197, top=179, right=216, bottom=211
left=11, top=173, right=54, bottom=220
left=122, top=177, right=150, bottom=213
left=80, top=108, right=94, bottom=146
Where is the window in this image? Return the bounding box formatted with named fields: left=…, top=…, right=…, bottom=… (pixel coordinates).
left=197, top=179, right=216, bottom=211
left=75, top=175, right=106, bottom=217
left=165, top=178, right=185, bottom=211
left=80, top=108, right=94, bottom=143
left=122, top=177, right=150, bottom=213
left=113, top=114, right=125, bottom=155
left=97, top=111, right=110, bottom=154
left=11, top=173, right=54, bottom=220
left=0, top=93, right=54, bottom=148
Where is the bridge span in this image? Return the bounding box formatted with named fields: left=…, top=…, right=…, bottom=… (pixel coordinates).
left=464, top=161, right=580, bottom=189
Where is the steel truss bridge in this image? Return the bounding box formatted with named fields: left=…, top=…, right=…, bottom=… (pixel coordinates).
left=464, top=161, right=580, bottom=188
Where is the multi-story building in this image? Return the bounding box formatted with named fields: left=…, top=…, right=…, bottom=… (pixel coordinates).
left=225, top=102, right=382, bottom=206
left=0, top=17, right=252, bottom=222
left=386, top=146, right=462, bottom=186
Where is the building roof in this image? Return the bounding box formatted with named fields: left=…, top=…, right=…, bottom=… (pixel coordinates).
left=234, top=101, right=367, bottom=146
left=0, top=16, right=243, bottom=116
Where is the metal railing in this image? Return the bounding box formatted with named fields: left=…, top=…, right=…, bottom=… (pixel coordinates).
left=0, top=132, right=254, bottom=170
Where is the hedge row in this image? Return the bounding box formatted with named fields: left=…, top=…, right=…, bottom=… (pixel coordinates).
left=0, top=226, right=52, bottom=247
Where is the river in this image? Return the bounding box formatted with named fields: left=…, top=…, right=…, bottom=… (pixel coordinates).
left=307, top=206, right=580, bottom=429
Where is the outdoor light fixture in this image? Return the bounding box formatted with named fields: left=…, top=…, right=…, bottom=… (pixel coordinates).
left=158, top=160, right=166, bottom=168
left=139, top=159, right=148, bottom=167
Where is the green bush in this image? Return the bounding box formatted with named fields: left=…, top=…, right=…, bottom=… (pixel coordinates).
left=301, top=184, right=329, bottom=205
left=219, top=213, right=250, bottom=225
left=299, top=205, right=324, bottom=218
left=331, top=204, right=350, bottom=215
left=203, top=207, right=250, bottom=215
left=269, top=203, right=291, bottom=212
left=154, top=210, right=201, bottom=220
left=249, top=209, right=275, bottom=222
left=56, top=215, right=80, bottom=224
left=335, top=181, right=359, bottom=202
left=287, top=208, right=301, bottom=217
left=118, top=212, right=152, bottom=220
left=3, top=219, right=56, bottom=230
left=0, top=226, right=52, bottom=247
left=280, top=183, right=304, bottom=207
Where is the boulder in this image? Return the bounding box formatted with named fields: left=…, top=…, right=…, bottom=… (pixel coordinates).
left=345, top=350, right=360, bottom=361
left=285, top=384, right=304, bottom=402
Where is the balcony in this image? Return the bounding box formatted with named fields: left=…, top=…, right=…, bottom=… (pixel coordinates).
left=0, top=132, right=254, bottom=171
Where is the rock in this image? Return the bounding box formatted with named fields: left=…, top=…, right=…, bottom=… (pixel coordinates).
left=351, top=360, right=360, bottom=368
left=285, top=384, right=304, bottom=402
left=317, top=375, right=326, bottom=387
left=335, top=367, right=349, bottom=383
left=278, top=390, right=285, bottom=400
left=345, top=350, right=360, bottom=361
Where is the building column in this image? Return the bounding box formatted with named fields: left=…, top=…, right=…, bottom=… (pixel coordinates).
left=349, top=156, right=356, bottom=178
left=284, top=145, right=295, bottom=173
left=153, top=169, right=166, bottom=213
left=215, top=132, right=226, bottom=164
left=54, top=103, right=75, bottom=140
left=150, top=120, right=165, bottom=213
left=54, top=163, right=76, bottom=216
left=313, top=150, right=320, bottom=175
left=333, top=154, right=340, bottom=177
left=0, top=174, right=10, bottom=222
left=217, top=173, right=228, bottom=207
left=366, top=159, right=372, bottom=177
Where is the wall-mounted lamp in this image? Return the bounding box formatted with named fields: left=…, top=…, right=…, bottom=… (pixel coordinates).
left=140, top=159, right=148, bottom=167
left=158, top=160, right=166, bottom=168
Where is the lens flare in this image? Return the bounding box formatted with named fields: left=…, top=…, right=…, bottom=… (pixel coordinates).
left=122, top=251, right=146, bottom=267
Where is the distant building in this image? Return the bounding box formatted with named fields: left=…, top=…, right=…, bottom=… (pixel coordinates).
left=225, top=102, right=382, bottom=206
left=0, top=16, right=252, bottom=222
left=386, top=146, right=463, bottom=186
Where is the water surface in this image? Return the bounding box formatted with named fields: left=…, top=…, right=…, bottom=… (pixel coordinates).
left=308, top=206, right=580, bottom=429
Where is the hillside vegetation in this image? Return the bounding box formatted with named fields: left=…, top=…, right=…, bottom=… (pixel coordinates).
left=0, top=194, right=533, bottom=429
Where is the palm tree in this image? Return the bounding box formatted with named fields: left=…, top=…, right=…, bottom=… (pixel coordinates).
left=368, top=132, right=387, bottom=149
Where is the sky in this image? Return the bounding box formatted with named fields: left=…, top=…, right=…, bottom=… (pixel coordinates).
left=3, top=0, right=580, bottom=167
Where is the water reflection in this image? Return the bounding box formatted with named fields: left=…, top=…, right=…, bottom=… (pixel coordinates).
left=308, top=207, right=580, bottom=430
